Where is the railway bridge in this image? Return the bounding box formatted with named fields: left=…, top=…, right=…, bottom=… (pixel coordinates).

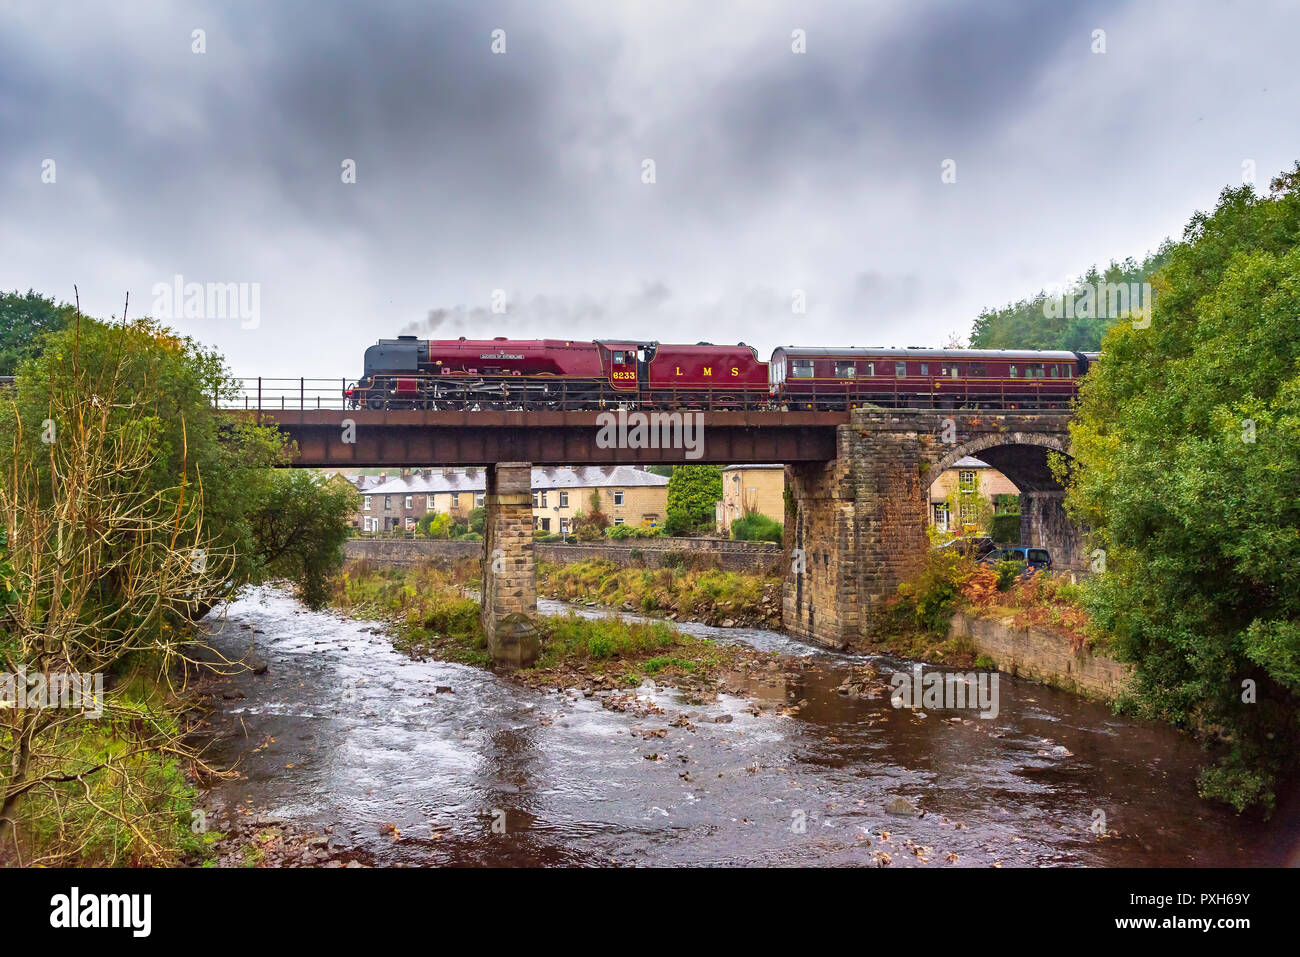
left=227, top=400, right=1079, bottom=664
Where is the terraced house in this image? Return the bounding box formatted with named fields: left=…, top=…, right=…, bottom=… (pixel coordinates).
left=351, top=466, right=668, bottom=534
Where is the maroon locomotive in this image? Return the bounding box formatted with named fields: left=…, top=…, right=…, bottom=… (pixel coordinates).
left=346, top=337, right=1096, bottom=411
left=346, top=336, right=769, bottom=410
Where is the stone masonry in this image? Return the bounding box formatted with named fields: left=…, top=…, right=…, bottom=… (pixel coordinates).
left=784, top=410, right=1080, bottom=649
left=480, top=462, right=541, bottom=668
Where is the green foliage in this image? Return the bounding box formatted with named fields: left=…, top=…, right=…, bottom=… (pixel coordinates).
left=891, top=550, right=975, bottom=636
left=990, top=513, right=1021, bottom=543
left=418, top=511, right=456, bottom=539
left=730, top=513, right=783, bottom=542
left=0, top=289, right=75, bottom=376
left=539, top=614, right=677, bottom=663
left=969, top=247, right=1172, bottom=350
left=249, top=471, right=356, bottom=608
left=994, top=558, right=1026, bottom=591
left=467, top=507, right=485, bottom=534
left=1066, top=163, right=1300, bottom=813
left=665, top=464, right=722, bottom=534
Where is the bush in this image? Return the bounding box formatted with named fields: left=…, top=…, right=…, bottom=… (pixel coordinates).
left=989, top=513, right=1021, bottom=543
left=730, top=513, right=783, bottom=542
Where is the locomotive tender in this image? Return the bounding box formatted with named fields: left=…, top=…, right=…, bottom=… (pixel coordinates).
left=346, top=335, right=1098, bottom=412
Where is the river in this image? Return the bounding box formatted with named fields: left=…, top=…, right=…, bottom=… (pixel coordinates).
left=195, top=586, right=1300, bottom=866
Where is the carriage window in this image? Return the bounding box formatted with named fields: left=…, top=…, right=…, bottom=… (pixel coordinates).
left=1050, top=365, right=1059, bottom=378
left=1025, top=363, right=1045, bottom=378
left=834, top=361, right=856, bottom=378
left=1009, top=365, right=1017, bottom=378
left=970, top=363, right=986, bottom=377
left=920, top=363, right=929, bottom=376
left=865, top=362, right=875, bottom=376
left=613, top=351, right=627, bottom=364
left=791, top=359, right=815, bottom=379
left=895, top=362, right=907, bottom=378
left=941, top=364, right=960, bottom=378
left=1066, top=365, right=1074, bottom=378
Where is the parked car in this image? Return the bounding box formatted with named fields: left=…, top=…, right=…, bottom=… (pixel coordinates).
left=936, top=536, right=999, bottom=559
left=980, top=545, right=1053, bottom=571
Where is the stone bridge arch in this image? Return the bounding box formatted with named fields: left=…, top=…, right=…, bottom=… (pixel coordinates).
left=922, top=428, right=1083, bottom=576
left=783, top=410, right=1086, bottom=649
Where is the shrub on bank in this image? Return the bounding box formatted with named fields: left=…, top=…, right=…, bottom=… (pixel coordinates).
left=729, top=513, right=783, bottom=543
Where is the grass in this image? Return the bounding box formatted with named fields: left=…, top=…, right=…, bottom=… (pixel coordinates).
left=535, top=559, right=779, bottom=625
left=4, top=674, right=220, bottom=867
left=329, top=559, right=750, bottom=689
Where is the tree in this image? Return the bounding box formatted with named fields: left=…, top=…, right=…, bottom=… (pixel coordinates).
left=2, top=311, right=351, bottom=615
left=968, top=247, right=1172, bottom=351
left=248, top=471, right=356, bottom=608
left=1065, top=164, right=1300, bottom=813
left=0, top=321, right=234, bottom=860
left=0, top=290, right=75, bottom=376
left=665, top=464, right=722, bottom=535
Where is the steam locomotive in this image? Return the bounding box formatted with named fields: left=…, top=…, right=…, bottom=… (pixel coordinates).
left=346, top=336, right=1098, bottom=412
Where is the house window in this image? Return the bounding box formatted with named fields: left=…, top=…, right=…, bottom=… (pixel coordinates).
left=613, top=518, right=625, bottom=525
left=559, top=491, right=569, bottom=508
left=933, top=503, right=950, bottom=531
left=532, top=491, right=539, bottom=507
left=384, top=496, right=391, bottom=510
left=363, top=496, right=371, bottom=511
left=405, top=495, right=412, bottom=509
left=540, top=518, right=550, bottom=532
left=451, top=493, right=459, bottom=508
left=791, top=359, right=815, bottom=379
left=834, top=361, right=856, bottom=378
left=613, top=490, right=625, bottom=506
left=959, top=470, right=977, bottom=490
left=960, top=503, right=978, bottom=525
left=405, top=517, right=415, bottom=530
left=540, top=490, right=548, bottom=507
left=895, top=362, right=907, bottom=378
left=475, top=493, right=485, bottom=507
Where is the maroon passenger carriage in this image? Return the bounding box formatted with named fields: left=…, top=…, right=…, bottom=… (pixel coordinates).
left=768, top=347, right=1098, bottom=411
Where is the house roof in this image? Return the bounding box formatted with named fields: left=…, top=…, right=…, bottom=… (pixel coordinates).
left=363, top=465, right=667, bottom=497
left=951, top=456, right=991, bottom=468
left=722, top=464, right=785, bottom=471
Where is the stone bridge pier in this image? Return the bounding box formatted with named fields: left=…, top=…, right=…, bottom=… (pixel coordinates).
left=783, top=410, right=1085, bottom=649
left=480, top=462, right=540, bottom=668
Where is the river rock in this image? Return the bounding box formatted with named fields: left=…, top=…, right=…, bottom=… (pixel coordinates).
left=885, top=797, right=920, bottom=817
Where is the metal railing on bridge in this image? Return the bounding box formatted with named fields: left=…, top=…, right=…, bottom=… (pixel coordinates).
left=222, top=375, right=1076, bottom=413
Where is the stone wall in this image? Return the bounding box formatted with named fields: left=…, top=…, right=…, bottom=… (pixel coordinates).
left=344, top=536, right=783, bottom=574
left=344, top=538, right=482, bottom=567
left=949, top=610, right=1131, bottom=700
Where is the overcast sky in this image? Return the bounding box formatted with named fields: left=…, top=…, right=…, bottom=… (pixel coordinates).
left=2, top=0, right=1298, bottom=378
